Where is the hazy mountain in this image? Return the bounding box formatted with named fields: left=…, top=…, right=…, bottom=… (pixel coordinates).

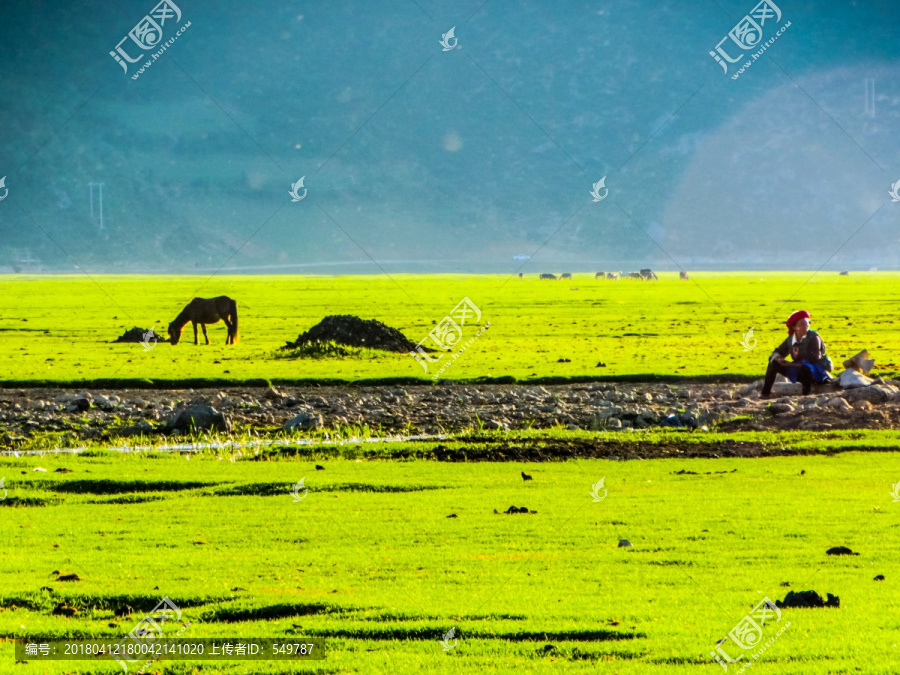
left=1, top=0, right=898, bottom=273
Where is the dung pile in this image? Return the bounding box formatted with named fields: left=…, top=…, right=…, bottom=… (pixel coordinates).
left=282, top=315, right=420, bottom=353
left=113, top=327, right=162, bottom=343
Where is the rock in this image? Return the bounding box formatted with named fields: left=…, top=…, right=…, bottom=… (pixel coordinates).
left=844, top=385, right=892, bottom=405
left=484, top=419, right=506, bottom=430
left=769, top=402, right=794, bottom=415
left=618, top=539, right=632, bottom=547
left=65, top=397, right=91, bottom=413
left=851, top=400, right=874, bottom=411
left=826, top=546, right=858, bottom=556
left=738, top=381, right=763, bottom=397
left=283, top=411, right=323, bottom=431
left=263, top=387, right=282, bottom=400
left=94, top=395, right=115, bottom=410
left=775, top=590, right=840, bottom=609
left=771, top=382, right=803, bottom=396
left=824, top=397, right=851, bottom=410
left=166, top=405, right=231, bottom=433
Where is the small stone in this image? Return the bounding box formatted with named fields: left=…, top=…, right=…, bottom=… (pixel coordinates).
left=769, top=402, right=794, bottom=415
left=263, top=387, right=282, bottom=400
left=618, top=539, right=632, bottom=547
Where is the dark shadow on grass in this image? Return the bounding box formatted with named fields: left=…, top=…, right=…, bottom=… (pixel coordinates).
left=47, top=479, right=221, bottom=494
left=200, top=602, right=346, bottom=622
left=212, top=482, right=446, bottom=497
left=305, top=628, right=643, bottom=642
left=1, top=591, right=231, bottom=613
left=0, top=496, right=61, bottom=507
left=86, top=494, right=167, bottom=504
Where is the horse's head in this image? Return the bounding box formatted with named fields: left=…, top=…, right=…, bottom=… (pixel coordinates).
left=167, top=322, right=181, bottom=345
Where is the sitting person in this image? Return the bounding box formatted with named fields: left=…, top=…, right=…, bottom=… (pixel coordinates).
left=761, top=310, right=834, bottom=398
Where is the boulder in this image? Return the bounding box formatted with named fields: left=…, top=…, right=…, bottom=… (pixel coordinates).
left=844, top=386, right=892, bottom=405
left=166, top=405, right=231, bottom=433
left=283, top=411, right=323, bottom=431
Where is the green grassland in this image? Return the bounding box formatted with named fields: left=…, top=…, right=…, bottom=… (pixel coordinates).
left=2, top=445, right=899, bottom=673
left=1, top=272, right=899, bottom=385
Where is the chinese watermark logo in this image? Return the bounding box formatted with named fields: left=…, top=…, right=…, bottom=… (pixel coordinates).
left=289, top=177, right=307, bottom=202
left=740, top=326, right=757, bottom=351
left=890, top=481, right=900, bottom=502
left=440, top=27, right=458, bottom=51
left=109, top=0, right=190, bottom=80
left=889, top=179, right=900, bottom=203
left=409, top=297, right=490, bottom=378
left=141, top=327, right=158, bottom=352
left=112, top=597, right=188, bottom=673
left=589, top=478, right=608, bottom=502
left=0, top=176, right=7, bottom=201
left=440, top=627, right=457, bottom=651
left=590, top=177, right=608, bottom=202
left=710, top=597, right=790, bottom=672
left=291, top=478, right=308, bottom=502
left=709, top=1, right=789, bottom=80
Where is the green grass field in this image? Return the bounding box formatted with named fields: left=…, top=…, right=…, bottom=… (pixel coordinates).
left=2, top=444, right=899, bottom=673
left=3, top=273, right=900, bottom=673
left=1, top=272, right=899, bottom=385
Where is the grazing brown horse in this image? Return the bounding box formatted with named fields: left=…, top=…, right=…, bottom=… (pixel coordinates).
left=168, top=296, right=239, bottom=345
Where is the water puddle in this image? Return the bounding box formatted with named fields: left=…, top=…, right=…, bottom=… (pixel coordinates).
left=0, top=434, right=446, bottom=457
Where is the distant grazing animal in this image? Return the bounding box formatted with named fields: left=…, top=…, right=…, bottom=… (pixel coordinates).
left=560, top=273, right=572, bottom=280
left=168, top=296, right=239, bottom=345
left=539, top=273, right=557, bottom=280
left=639, top=268, right=659, bottom=280
left=596, top=271, right=618, bottom=280
left=625, top=272, right=643, bottom=280
left=521, top=471, right=533, bottom=481
left=518, top=272, right=523, bottom=278
left=839, top=270, right=849, bottom=276
left=679, top=270, right=690, bottom=280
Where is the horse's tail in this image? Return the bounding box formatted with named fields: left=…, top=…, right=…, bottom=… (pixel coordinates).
left=230, top=299, right=239, bottom=344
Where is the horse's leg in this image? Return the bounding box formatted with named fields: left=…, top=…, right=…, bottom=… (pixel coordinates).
left=224, top=316, right=234, bottom=344
left=192, top=322, right=199, bottom=345
left=202, top=324, right=210, bottom=345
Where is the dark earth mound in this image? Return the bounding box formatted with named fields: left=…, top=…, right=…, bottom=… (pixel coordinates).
left=283, top=315, right=421, bottom=353
left=113, top=327, right=161, bottom=343
left=776, top=590, right=840, bottom=608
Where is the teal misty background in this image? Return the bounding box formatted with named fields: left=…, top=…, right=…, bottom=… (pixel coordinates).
left=0, top=0, right=898, bottom=273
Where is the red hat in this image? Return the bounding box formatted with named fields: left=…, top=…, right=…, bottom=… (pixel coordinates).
left=786, top=310, right=810, bottom=332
